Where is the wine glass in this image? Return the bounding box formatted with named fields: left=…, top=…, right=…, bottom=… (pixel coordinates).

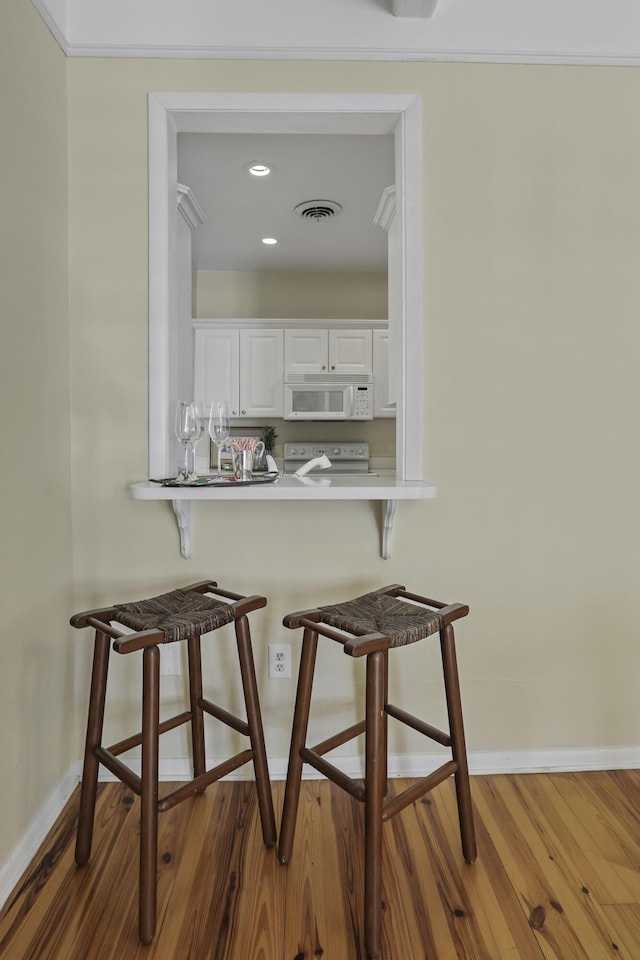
left=175, top=400, right=204, bottom=481
left=208, top=400, right=230, bottom=477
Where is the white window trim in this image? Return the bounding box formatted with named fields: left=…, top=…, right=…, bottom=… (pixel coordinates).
left=148, top=91, right=424, bottom=481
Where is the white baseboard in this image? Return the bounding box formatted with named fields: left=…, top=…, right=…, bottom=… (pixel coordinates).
left=0, top=761, right=81, bottom=912
left=466, top=746, right=640, bottom=775
left=99, top=746, right=640, bottom=782
left=3, top=746, right=639, bottom=910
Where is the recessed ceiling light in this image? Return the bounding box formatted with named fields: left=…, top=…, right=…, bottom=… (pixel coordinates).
left=261, top=237, right=278, bottom=245
left=249, top=163, right=271, bottom=177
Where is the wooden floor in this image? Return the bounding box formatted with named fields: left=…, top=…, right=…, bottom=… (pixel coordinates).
left=1, top=771, right=640, bottom=959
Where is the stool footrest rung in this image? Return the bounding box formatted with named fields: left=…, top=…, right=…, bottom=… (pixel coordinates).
left=385, top=703, right=451, bottom=748
left=310, top=720, right=366, bottom=758
left=382, top=760, right=458, bottom=821
left=200, top=698, right=249, bottom=737
left=158, top=749, right=255, bottom=812
left=92, top=745, right=257, bottom=810
left=108, top=711, right=192, bottom=757
left=300, top=748, right=366, bottom=802
left=94, top=747, right=142, bottom=795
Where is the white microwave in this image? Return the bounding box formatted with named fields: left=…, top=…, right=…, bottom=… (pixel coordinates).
left=283, top=373, right=374, bottom=421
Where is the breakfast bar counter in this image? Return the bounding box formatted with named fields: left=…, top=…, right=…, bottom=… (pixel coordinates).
left=131, top=475, right=436, bottom=559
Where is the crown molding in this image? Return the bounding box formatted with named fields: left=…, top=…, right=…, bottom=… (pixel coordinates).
left=32, top=0, right=69, bottom=54
left=39, top=43, right=640, bottom=66
left=32, top=0, right=640, bottom=65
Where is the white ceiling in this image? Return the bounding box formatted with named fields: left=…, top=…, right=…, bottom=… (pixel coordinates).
left=33, top=0, right=640, bottom=64
left=177, top=132, right=395, bottom=273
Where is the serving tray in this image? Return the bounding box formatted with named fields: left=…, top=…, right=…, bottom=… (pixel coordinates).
left=153, top=472, right=279, bottom=488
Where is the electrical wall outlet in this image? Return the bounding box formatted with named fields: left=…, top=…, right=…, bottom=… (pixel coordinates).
left=160, top=643, right=182, bottom=676
left=268, top=643, right=291, bottom=679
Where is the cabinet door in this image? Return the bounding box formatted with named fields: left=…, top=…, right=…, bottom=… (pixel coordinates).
left=284, top=329, right=328, bottom=373
left=373, top=329, right=396, bottom=418
left=193, top=328, right=240, bottom=416
left=329, top=329, right=373, bottom=374
left=240, top=329, right=284, bottom=417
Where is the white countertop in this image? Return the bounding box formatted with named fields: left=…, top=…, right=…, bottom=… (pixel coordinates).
left=131, top=473, right=436, bottom=502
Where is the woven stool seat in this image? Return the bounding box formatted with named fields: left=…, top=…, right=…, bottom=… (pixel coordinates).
left=319, top=589, right=444, bottom=648
left=114, top=587, right=237, bottom=642
left=279, top=583, right=475, bottom=959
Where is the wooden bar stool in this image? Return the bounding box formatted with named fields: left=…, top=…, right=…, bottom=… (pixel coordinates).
left=278, top=583, right=476, bottom=959
left=71, top=579, right=276, bottom=944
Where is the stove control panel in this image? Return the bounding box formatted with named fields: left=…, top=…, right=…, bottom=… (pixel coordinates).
left=284, top=442, right=370, bottom=463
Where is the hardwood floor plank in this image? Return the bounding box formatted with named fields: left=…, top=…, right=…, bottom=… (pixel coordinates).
left=281, top=779, right=349, bottom=959
left=473, top=775, right=632, bottom=959
left=327, top=777, right=369, bottom=959
left=159, top=781, right=260, bottom=960
left=545, top=771, right=640, bottom=902
left=0, top=789, right=79, bottom=960
left=0, top=783, right=135, bottom=960
left=504, top=773, right=633, bottom=959
left=382, top=788, right=457, bottom=959
left=601, top=904, right=640, bottom=956
left=397, top=779, right=542, bottom=959
left=2, top=772, right=640, bottom=959
left=222, top=781, right=284, bottom=960
left=139, top=784, right=230, bottom=960
left=435, top=779, right=546, bottom=959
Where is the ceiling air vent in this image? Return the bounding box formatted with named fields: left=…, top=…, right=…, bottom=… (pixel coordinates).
left=294, top=200, right=343, bottom=222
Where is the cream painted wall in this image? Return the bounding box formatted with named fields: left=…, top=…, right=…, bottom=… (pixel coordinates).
left=0, top=2, right=73, bottom=873
left=66, top=58, right=640, bottom=773
left=194, top=269, right=388, bottom=320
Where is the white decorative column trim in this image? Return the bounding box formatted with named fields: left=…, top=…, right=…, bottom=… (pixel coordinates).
left=374, top=185, right=396, bottom=231
left=391, top=0, right=439, bottom=17
left=177, top=184, right=206, bottom=229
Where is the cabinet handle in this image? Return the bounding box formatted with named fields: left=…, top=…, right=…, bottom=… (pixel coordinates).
left=331, top=365, right=335, bottom=370
left=322, top=365, right=326, bottom=370
left=232, top=410, right=238, bottom=416
left=241, top=410, right=246, bottom=415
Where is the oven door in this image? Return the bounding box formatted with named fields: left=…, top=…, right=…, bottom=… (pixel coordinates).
left=283, top=382, right=349, bottom=420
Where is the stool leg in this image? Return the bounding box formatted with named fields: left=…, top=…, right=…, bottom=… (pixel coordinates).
left=382, top=650, right=389, bottom=798
left=364, top=649, right=386, bottom=959
left=441, top=624, right=476, bottom=864
left=278, top=627, right=318, bottom=864
left=235, top=614, right=277, bottom=848
left=76, top=629, right=110, bottom=866
left=187, top=635, right=206, bottom=781
left=139, top=644, right=160, bottom=944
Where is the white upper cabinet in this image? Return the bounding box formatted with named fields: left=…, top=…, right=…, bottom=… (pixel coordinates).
left=284, top=328, right=372, bottom=375
left=194, top=326, right=283, bottom=418
left=284, top=329, right=328, bottom=374
left=194, top=327, right=240, bottom=415
left=329, top=329, right=372, bottom=374
left=239, top=328, right=284, bottom=417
